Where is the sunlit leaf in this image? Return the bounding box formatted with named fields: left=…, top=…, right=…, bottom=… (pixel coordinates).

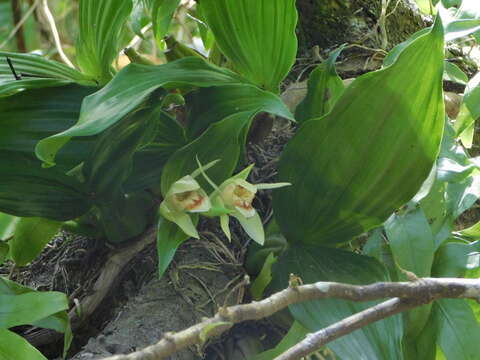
left=0, top=52, right=94, bottom=96
left=36, top=57, right=248, bottom=166
left=295, top=46, right=345, bottom=122
left=433, top=239, right=480, bottom=277
left=151, top=0, right=181, bottom=43
left=76, top=0, right=133, bottom=84
left=454, top=72, right=480, bottom=148
left=274, top=18, right=445, bottom=245
left=0, top=329, right=47, bottom=360
left=444, top=62, right=468, bottom=85
left=199, top=0, right=297, bottom=92
left=9, top=217, right=61, bottom=266
left=0, top=213, right=18, bottom=241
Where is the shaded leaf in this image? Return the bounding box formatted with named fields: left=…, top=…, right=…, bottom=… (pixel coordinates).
left=295, top=46, right=345, bottom=122
left=0, top=151, right=90, bottom=220
left=270, top=245, right=404, bottom=360
left=199, top=0, right=297, bottom=92
left=433, top=239, right=480, bottom=277
left=0, top=84, right=97, bottom=167
left=151, top=0, right=181, bottom=43
left=434, top=299, right=480, bottom=360
left=274, top=18, right=445, bottom=245
left=36, top=57, right=248, bottom=166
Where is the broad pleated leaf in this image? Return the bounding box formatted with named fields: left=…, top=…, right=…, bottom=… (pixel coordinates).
left=76, top=0, right=133, bottom=84
left=0, top=152, right=90, bottom=220
left=83, top=108, right=157, bottom=199
left=185, top=84, right=294, bottom=138
left=36, top=57, right=248, bottom=166
left=0, top=329, right=47, bottom=360
left=273, top=18, right=445, bottom=245
left=0, top=52, right=94, bottom=96
left=199, top=0, right=297, bottom=92
left=9, top=217, right=61, bottom=266
left=151, top=0, right=181, bottom=42
left=433, top=299, right=480, bottom=360
left=0, top=84, right=97, bottom=167
left=160, top=112, right=253, bottom=195
left=270, top=245, right=404, bottom=360
left=295, top=47, right=345, bottom=122
left=124, top=111, right=187, bottom=192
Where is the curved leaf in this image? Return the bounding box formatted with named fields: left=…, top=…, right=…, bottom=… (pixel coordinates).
left=295, top=46, right=345, bottom=122
left=199, top=0, right=297, bottom=92
left=0, top=213, right=18, bottom=241
left=0, top=152, right=90, bottom=220
left=9, top=217, right=61, bottom=266
left=185, top=84, right=294, bottom=138
left=0, top=84, right=97, bottom=167
left=270, top=245, right=404, bottom=360
left=273, top=18, right=445, bottom=245
left=0, top=329, right=47, bottom=360
left=151, top=0, right=181, bottom=42
left=76, top=0, right=133, bottom=84
left=36, top=57, right=248, bottom=166
left=0, top=52, right=94, bottom=96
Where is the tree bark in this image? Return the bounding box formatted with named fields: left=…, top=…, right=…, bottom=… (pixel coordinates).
left=295, top=0, right=425, bottom=53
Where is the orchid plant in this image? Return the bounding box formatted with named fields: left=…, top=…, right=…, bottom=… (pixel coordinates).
left=159, top=159, right=291, bottom=245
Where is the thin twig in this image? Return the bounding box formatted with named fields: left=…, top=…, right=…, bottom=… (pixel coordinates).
left=0, top=0, right=39, bottom=50
left=275, top=298, right=418, bottom=360
left=39, top=0, right=74, bottom=68
left=102, top=277, right=480, bottom=360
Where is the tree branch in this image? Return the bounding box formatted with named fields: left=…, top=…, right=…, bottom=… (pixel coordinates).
left=101, top=277, right=480, bottom=360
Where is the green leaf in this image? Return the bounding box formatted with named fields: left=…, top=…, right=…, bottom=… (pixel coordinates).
left=250, top=252, right=277, bottom=300
left=160, top=112, right=252, bottom=195
left=270, top=245, right=404, bottom=360
left=0, top=243, right=8, bottom=266
left=433, top=299, right=480, bottom=360
left=433, top=239, right=480, bottom=277
left=76, top=0, right=133, bottom=84
left=9, top=217, right=61, bottom=266
left=0, top=291, right=68, bottom=328
left=0, top=213, right=18, bottom=241
left=455, top=72, right=480, bottom=148
left=124, top=111, right=187, bottom=192
left=383, top=28, right=429, bottom=67
left=251, top=321, right=309, bottom=360
left=36, top=57, right=248, bottom=166
left=199, top=0, right=298, bottom=92
left=83, top=108, right=157, bottom=199
left=0, top=84, right=97, bottom=167
left=0, top=278, right=72, bottom=357
left=157, top=215, right=192, bottom=278
left=295, top=46, right=345, bottom=122
left=185, top=84, right=294, bottom=139
left=151, top=0, right=181, bottom=43
left=385, top=208, right=435, bottom=278
left=444, top=62, right=468, bottom=85
left=0, top=329, right=47, bottom=360
left=0, top=151, right=91, bottom=220
left=460, top=221, right=480, bottom=239
left=385, top=208, right=435, bottom=337
left=274, top=18, right=445, bottom=245
left=0, top=52, right=94, bottom=96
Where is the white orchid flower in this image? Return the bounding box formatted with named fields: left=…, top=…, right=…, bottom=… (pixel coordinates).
left=159, top=160, right=218, bottom=238
left=199, top=162, right=290, bottom=245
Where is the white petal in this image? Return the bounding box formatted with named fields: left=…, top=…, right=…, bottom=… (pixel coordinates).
left=167, top=175, right=200, bottom=196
